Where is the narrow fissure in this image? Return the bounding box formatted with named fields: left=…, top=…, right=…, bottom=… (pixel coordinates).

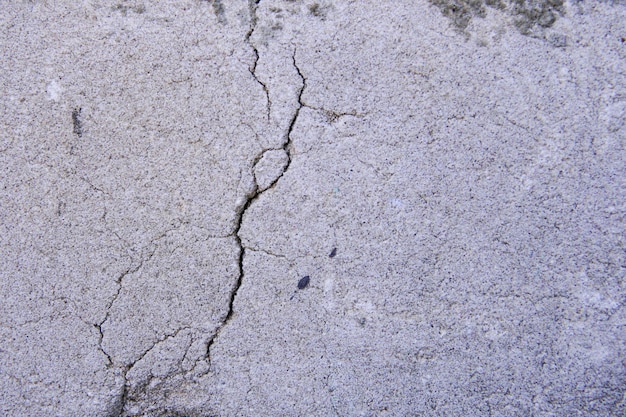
left=99, top=246, right=159, bottom=416
left=249, top=47, right=271, bottom=121
left=245, top=0, right=271, bottom=120
left=205, top=37, right=306, bottom=366
left=97, top=246, right=156, bottom=361
left=111, top=1, right=307, bottom=411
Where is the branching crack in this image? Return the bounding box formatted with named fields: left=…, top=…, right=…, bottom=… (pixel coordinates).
left=246, top=0, right=271, bottom=121
left=98, top=218, right=234, bottom=415
left=123, top=327, right=192, bottom=400
left=204, top=43, right=307, bottom=366
left=288, top=48, right=306, bottom=151
left=95, top=243, right=159, bottom=417
left=95, top=260, right=145, bottom=367
left=111, top=326, right=192, bottom=416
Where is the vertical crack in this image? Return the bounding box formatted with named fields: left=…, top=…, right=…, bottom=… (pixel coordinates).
left=249, top=48, right=271, bottom=121
left=287, top=48, right=306, bottom=160
left=96, top=247, right=156, bottom=417
left=96, top=246, right=156, bottom=358
left=96, top=323, right=113, bottom=367
left=205, top=47, right=306, bottom=365
left=246, top=0, right=271, bottom=120
left=95, top=266, right=137, bottom=367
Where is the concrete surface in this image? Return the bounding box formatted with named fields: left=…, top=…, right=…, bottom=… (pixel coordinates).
left=1, top=0, right=624, bottom=416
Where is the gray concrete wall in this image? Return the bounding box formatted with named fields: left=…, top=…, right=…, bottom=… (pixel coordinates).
left=1, top=1, right=624, bottom=416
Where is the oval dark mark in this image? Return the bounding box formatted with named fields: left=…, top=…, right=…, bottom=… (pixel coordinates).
left=297, top=275, right=310, bottom=289
left=329, top=247, right=337, bottom=258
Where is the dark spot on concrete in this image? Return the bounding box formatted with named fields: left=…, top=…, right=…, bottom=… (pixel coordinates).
left=298, top=275, right=310, bottom=289
left=547, top=33, right=567, bottom=47
left=329, top=248, right=337, bottom=258
left=211, top=0, right=226, bottom=24
left=308, top=2, right=329, bottom=20
left=430, top=0, right=565, bottom=36
left=72, top=108, right=82, bottom=137
left=56, top=201, right=65, bottom=217
left=416, top=347, right=436, bottom=361
left=112, top=3, right=145, bottom=15
left=309, top=3, right=322, bottom=15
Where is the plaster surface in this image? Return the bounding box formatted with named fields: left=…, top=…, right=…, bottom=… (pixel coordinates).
left=1, top=0, right=624, bottom=416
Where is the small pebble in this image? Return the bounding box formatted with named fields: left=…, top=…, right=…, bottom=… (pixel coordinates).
left=329, top=248, right=337, bottom=258
left=298, top=275, right=310, bottom=289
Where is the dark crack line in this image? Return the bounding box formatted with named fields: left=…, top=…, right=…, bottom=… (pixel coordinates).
left=205, top=47, right=306, bottom=366
left=100, top=225, right=217, bottom=415
left=204, top=211, right=248, bottom=366
left=204, top=0, right=263, bottom=367
left=249, top=47, right=271, bottom=121
left=95, top=261, right=145, bottom=368
left=287, top=48, right=306, bottom=157
left=112, top=327, right=192, bottom=416
left=245, top=0, right=271, bottom=121
left=254, top=50, right=306, bottom=192
left=97, top=258, right=150, bottom=417
left=95, top=242, right=161, bottom=415
left=123, top=327, right=192, bottom=399
left=257, top=49, right=305, bottom=191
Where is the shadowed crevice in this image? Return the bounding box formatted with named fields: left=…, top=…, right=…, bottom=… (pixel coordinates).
left=204, top=45, right=306, bottom=366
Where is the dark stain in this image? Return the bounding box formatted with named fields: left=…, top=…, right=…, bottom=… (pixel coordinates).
left=212, top=0, right=226, bottom=23
left=329, top=247, right=337, bottom=258
left=308, top=2, right=329, bottom=20
left=429, top=0, right=564, bottom=35
left=202, top=0, right=226, bottom=23
left=112, top=3, right=145, bottom=15
left=416, top=347, right=436, bottom=361
left=56, top=201, right=65, bottom=217
left=297, top=275, right=310, bottom=290
left=72, top=108, right=83, bottom=137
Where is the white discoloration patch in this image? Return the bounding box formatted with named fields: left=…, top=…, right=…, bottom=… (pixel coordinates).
left=46, top=80, right=63, bottom=101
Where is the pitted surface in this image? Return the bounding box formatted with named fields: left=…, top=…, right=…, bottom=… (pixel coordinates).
left=1, top=1, right=624, bottom=416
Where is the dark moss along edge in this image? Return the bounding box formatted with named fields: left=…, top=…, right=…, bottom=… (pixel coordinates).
left=429, top=0, right=565, bottom=35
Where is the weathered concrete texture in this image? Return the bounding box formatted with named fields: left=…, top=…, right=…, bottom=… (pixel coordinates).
left=1, top=1, right=260, bottom=415
left=254, top=149, right=289, bottom=191
left=1, top=0, right=625, bottom=416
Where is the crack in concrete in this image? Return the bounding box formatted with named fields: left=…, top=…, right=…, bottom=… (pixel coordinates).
left=96, top=258, right=151, bottom=417
left=249, top=47, right=271, bottom=122
left=97, top=216, right=239, bottom=414
left=96, top=257, right=148, bottom=368
left=246, top=246, right=290, bottom=261
left=246, top=0, right=271, bottom=121
left=125, top=327, right=192, bottom=395
left=204, top=9, right=306, bottom=367
left=108, top=320, right=192, bottom=415
left=99, top=3, right=308, bottom=413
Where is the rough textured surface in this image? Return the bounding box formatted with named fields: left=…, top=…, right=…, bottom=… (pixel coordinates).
left=254, top=149, right=289, bottom=191
left=1, top=0, right=624, bottom=416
